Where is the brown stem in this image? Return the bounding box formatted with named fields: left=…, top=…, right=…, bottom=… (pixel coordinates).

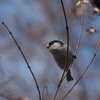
left=61, top=41, right=100, bottom=100
left=2, top=22, right=41, bottom=100
left=42, top=85, right=50, bottom=100
left=52, top=0, right=70, bottom=100
left=75, top=13, right=84, bottom=56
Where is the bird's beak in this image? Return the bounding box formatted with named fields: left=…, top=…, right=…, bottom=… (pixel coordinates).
left=72, top=55, right=77, bottom=59
left=47, top=45, right=49, bottom=49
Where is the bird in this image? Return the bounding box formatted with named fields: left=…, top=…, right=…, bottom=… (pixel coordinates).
left=47, top=40, right=76, bottom=82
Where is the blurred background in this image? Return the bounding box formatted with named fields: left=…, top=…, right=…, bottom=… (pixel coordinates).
left=0, top=0, right=100, bottom=100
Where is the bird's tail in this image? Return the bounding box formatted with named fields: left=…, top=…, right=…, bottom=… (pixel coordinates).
left=66, top=70, right=73, bottom=82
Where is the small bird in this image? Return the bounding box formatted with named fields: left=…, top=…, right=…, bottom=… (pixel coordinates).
left=47, top=40, right=76, bottom=82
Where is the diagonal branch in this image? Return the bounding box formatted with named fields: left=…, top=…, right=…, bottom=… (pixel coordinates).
left=0, top=93, right=9, bottom=100
left=74, top=9, right=84, bottom=56
left=2, top=22, right=41, bottom=100
left=61, top=41, right=100, bottom=100
left=61, top=0, right=85, bottom=82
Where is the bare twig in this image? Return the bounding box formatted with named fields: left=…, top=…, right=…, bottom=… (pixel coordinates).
left=2, top=22, right=41, bottom=100
left=61, top=41, right=100, bottom=100
left=0, top=93, right=9, bottom=100
left=61, top=0, right=69, bottom=67
left=74, top=11, right=84, bottom=56
left=42, top=85, right=49, bottom=100
left=62, top=2, right=85, bottom=81
left=52, top=0, right=70, bottom=100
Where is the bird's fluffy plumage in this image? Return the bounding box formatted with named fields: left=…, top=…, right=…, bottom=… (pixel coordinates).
left=47, top=40, right=74, bottom=82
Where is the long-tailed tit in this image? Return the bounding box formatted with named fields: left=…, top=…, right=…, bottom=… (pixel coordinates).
left=47, top=40, right=76, bottom=82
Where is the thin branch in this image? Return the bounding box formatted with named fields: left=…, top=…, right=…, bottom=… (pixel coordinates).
left=75, top=0, right=85, bottom=57
left=52, top=0, right=70, bottom=100
left=2, top=22, right=41, bottom=100
left=74, top=11, right=84, bottom=56
left=0, top=93, right=9, bottom=100
left=61, top=41, right=100, bottom=100
left=61, top=0, right=70, bottom=71
left=42, top=85, right=50, bottom=100
left=62, top=4, right=85, bottom=81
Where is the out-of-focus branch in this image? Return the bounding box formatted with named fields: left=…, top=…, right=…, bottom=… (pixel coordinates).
left=42, top=85, right=49, bottom=100
left=61, top=41, right=100, bottom=100
left=0, top=93, right=9, bottom=100
left=52, top=0, right=70, bottom=100
left=2, top=22, right=41, bottom=100
left=74, top=11, right=84, bottom=56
